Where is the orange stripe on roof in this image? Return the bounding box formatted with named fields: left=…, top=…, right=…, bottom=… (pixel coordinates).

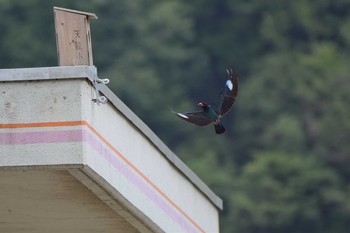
left=0, top=121, right=84, bottom=129
left=0, top=120, right=205, bottom=233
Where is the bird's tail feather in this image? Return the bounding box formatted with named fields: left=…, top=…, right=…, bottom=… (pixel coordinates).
left=214, top=123, right=225, bottom=134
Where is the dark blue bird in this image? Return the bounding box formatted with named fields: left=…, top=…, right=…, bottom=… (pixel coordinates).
left=175, top=68, right=239, bottom=134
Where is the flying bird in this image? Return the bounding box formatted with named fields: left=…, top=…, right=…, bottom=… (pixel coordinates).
left=175, top=68, right=239, bottom=134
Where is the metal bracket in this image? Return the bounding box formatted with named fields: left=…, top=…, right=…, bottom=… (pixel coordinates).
left=92, top=74, right=109, bottom=105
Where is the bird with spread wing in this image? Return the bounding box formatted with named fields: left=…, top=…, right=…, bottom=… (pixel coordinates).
left=175, top=68, right=239, bottom=134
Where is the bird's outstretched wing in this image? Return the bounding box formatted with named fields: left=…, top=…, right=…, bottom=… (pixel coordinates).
left=213, top=68, right=239, bottom=117
left=175, top=111, right=212, bottom=126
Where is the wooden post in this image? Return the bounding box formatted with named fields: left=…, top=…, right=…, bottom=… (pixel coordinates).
left=54, top=7, right=98, bottom=66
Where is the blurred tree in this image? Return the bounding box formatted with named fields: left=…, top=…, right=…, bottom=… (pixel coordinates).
left=0, top=0, right=56, bottom=68
left=228, top=152, right=350, bottom=233
left=236, top=43, right=350, bottom=176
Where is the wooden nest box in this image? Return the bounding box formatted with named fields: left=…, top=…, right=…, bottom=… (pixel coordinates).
left=54, top=7, right=98, bottom=66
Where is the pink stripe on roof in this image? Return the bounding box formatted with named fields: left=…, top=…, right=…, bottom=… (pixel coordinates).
left=0, top=130, right=82, bottom=145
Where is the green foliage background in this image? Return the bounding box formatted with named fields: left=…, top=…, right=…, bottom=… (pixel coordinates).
left=1, top=0, right=350, bottom=232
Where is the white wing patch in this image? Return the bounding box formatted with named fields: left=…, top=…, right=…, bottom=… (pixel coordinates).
left=226, top=80, right=233, bottom=90
left=177, top=113, right=189, bottom=119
